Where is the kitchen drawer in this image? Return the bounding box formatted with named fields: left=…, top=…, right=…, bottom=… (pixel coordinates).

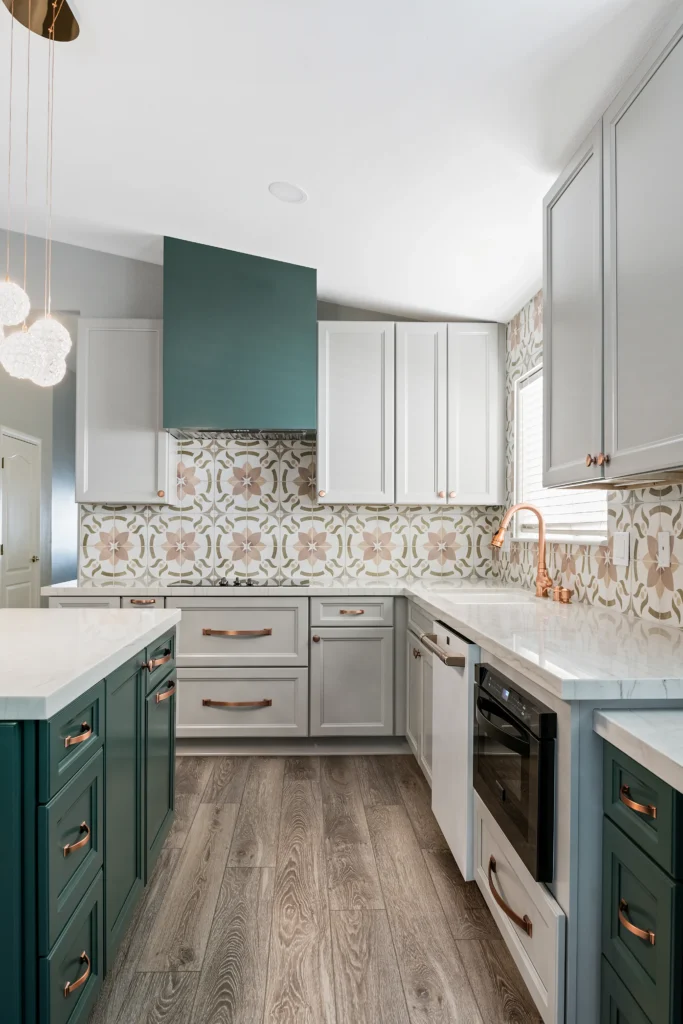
left=604, top=741, right=683, bottom=879
left=38, top=683, right=105, bottom=803
left=166, top=597, right=308, bottom=667
left=144, top=627, right=176, bottom=693
left=48, top=597, right=122, bottom=608
left=37, top=750, right=104, bottom=955
left=39, top=871, right=103, bottom=1024
left=176, top=667, right=309, bottom=737
left=311, top=595, right=393, bottom=627
left=601, top=956, right=652, bottom=1024
left=602, top=816, right=682, bottom=1024
left=122, top=595, right=165, bottom=609
left=408, top=600, right=432, bottom=638
left=474, top=795, right=566, bottom=1024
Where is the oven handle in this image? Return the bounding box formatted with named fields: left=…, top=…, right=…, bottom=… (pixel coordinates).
left=476, top=698, right=530, bottom=757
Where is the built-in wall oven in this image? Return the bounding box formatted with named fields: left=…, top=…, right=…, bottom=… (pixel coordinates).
left=473, top=664, right=556, bottom=882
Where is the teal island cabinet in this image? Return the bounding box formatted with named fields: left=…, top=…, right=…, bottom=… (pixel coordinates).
left=0, top=612, right=178, bottom=1024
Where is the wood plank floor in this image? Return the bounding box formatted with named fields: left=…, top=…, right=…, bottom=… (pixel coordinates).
left=89, top=755, right=542, bottom=1024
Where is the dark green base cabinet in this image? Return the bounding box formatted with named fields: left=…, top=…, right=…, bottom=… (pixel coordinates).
left=602, top=742, right=683, bottom=1024
left=0, top=627, right=176, bottom=1023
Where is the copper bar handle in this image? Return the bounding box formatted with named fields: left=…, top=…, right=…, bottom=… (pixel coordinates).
left=618, top=898, right=655, bottom=945
left=620, top=784, right=657, bottom=820
left=202, top=698, right=273, bottom=709
left=64, top=723, right=92, bottom=748
left=419, top=633, right=466, bottom=667
left=63, top=822, right=91, bottom=858
left=202, top=627, right=273, bottom=637
left=63, top=951, right=91, bottom=998
left=339, top=609, right=365, bottom=616
left=131, top=598, right=156, bottom=606
left=488, top=856, right=533, bottom=937
left=155, top=681, right=177, bottom=703
left=145, top=651, right=171, bottom=670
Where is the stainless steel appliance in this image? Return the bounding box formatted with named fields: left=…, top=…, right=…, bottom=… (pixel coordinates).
left=473, top=664, right=556, bottom=882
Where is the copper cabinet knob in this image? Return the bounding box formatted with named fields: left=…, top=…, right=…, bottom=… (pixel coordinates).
left=438, top=490, right=445, bottom=498
left=585, top=454, right=597, bottom=467
left=319, top=490, right=326, bottom=498
left=157, top=490, right=165, bottom=497
left=597, top=453, right=611, bottom=466
left=312, top=635, right=321, bottom=642
left=449, top=491, right=456, bottom=499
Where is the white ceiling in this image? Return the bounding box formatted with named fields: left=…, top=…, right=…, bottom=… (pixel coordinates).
left=0, top=0, right=680, bottom=321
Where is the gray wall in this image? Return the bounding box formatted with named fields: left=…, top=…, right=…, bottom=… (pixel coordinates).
left=1, top=231, right=162, bottom=591
left=51, top=368, right=77, bottom=584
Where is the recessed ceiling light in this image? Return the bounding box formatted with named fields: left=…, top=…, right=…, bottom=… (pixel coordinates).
left=268, top=181, right=308, bottom=204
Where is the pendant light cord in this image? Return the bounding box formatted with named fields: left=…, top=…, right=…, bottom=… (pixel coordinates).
left=47, top=0, right=56, bottom=316
left=5, top=0, right=15, bottom=281
left=22, top=0, right=32, bottom=303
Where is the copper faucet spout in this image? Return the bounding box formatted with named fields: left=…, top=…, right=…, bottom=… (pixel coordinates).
left=492, top=503, right=553, bottom=598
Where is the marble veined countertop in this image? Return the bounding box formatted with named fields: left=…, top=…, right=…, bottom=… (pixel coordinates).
left=594, top=709, right=683, bottom=793
left=41, top=578, right=683, bottom=702
left=0, top=608, right=181, bottom=720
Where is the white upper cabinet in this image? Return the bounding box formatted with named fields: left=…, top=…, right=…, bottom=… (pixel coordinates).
left=76, top=319, right=175, bottom=504
left=395, top=323, right=448, bottom=504
left=317, top=322, right=395, bottom=504
left=543, top=123, right=604, bottom=487
left=603, top=21, right=683, bottom=479
left=446, top=323, right=505, bottom=505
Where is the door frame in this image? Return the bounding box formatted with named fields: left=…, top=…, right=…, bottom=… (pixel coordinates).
left=0, top=425, right=42, bottom=608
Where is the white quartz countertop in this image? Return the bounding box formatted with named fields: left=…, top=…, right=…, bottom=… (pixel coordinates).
left=594, top=709, right=683, bottom=793
left=41, top=578, right=683, bottom=702
left=0, top=608, right=181, bottom=720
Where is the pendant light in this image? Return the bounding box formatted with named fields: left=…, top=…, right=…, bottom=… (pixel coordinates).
left=0, top=0, right=30, bottom=327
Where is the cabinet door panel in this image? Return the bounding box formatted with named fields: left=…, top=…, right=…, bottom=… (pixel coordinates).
left=418, top=645, right=433, bottom=785
left=447, top=324, right=504, bottom=504
left=406, top=633, right=422, bottom=757
left=76, top=319, right=174, bottom=504
left=145, top=676, right=176, bottom=880
left=317, top=322, right=395, bottom=503
left=395, top=323, right=447, bottom=504
left=604, top=25, right=683, bottom=477
left=543, top=123, right=604, bottom=487
left=310, top=628, right=394, bottom=736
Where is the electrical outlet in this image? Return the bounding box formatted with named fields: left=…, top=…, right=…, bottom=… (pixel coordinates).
left=658, top=532, right=671, bottom=569
left=612, top=532, right=630, bottom=567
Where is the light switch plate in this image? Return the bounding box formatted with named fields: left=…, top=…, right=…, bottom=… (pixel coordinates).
left=658, top=532, right=671, bottom=569
left=613, top=532, right=630, bottom=567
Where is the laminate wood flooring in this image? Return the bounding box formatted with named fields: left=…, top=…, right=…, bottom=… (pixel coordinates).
left=89, top=755, right=542, bottom=1024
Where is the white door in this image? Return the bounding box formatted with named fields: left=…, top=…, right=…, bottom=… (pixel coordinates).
left=446, top=323, right=505, bottom=505
left=0, top=429, right=41, bottom=608
left=76, top=319, right=175, bottom=504
left=317, top=322, right=395, bottom=503
left=395, top=323, right=448, bottom=504
left=310, top=627, right=394, bottom=735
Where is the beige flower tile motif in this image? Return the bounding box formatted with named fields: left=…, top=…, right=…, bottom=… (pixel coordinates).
left=80, top=508, right=146, bottom=580
left=635, top=533, right=682, bottom=622
left=148, top=512, right=213, bottom=580
left=215, top=513, right=279, bottom=580
left=346, top=512, right=410, bottom=579
left=175, top=441, right=214, bottom=512
left=279, top=443, right=321, bottom=512
left=409, top=514, right=467, bottom=578
left=280, top=512, right=345, bottom=580
left=588, top=538, right=631, bottom=611
left=470, top=512, right=500, bottom=578
left=215, top=441, right=278, bottom=514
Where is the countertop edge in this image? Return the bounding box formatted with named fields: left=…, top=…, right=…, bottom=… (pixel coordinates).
left=594, top=709, right=683, bottom=794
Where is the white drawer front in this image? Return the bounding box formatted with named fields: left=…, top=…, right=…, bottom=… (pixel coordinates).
left=176, top=668, right=309, bottom=737
left=122, top=595, right=165, bottom=608
left=311, top=596, right=394, bottom=627
left=474, top=796, right=565, bottom=1024
left=48, top=596, right=122, bottom=608
left=166, top=597, right=308, bottom=666
left=407, top=600, right=432, bottom=638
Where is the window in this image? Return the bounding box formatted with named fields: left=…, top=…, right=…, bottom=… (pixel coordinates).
left=514, top=366, right=607, bottom=542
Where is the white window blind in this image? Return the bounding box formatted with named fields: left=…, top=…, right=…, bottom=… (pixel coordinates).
left=514, top=367, right=607, bottom=540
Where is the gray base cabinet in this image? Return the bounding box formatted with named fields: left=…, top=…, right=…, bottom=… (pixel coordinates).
left=310, top=627, right=394, bottom=735
left=405, top=627, right=434, bottom=785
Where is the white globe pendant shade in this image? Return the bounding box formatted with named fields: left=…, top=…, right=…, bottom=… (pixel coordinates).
left=30, top=316, right=72, bottom=357
left=31, top=353, right=66, bottom=387
left=0, top=327, right=46, bottom=379
left=0, top=280, right=31, bottom=326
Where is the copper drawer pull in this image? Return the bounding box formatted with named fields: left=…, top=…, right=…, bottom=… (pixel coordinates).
left=618, top=898, right=655, bottom=945
left=63, top=951, right=91, bottom=998
left=64, top=723, right=92, bottom=748
left=620, top=784, right=657, bottom=819
left=156, top=681, right=177, bottom=703
left=202, top=628, right=273, bottom=637
left=339, top=609, right=365, bottom=615
left=202, top=698, right=273, bottom=709
left=131, top=598, right=156, bottom=606
left=487, top=856, right=533, bottom=937
left=63, top=822, right=91, bottom=857
left=145, top=651, right=172, bottom=670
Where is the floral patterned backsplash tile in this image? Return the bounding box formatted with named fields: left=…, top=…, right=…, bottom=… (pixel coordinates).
left=79, top=438, right=504, bottom=584
left=500, top=290, right=683, bottom=627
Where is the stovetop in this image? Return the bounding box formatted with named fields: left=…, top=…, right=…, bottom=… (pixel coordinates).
left=168, top=577, right=310, bottom=588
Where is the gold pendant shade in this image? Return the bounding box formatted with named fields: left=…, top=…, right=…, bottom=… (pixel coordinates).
left=1, top=0, right=79, bottom=41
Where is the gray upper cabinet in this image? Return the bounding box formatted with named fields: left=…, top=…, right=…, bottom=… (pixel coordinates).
left=543, top=122, right=604, bottom=487
left=603, top=21, right=683, bottom=479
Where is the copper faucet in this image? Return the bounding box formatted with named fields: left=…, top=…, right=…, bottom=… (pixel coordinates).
left=491, top=503, right=554, bottom=598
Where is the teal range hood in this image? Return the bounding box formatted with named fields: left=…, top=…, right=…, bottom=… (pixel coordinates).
left=163, top=237, right=317, bottom=431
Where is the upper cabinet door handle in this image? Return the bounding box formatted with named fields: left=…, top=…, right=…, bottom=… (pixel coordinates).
left=64, top=722, right=92, bottom=748
left=620, top=784, right=657, bottom=819
left=585, top=454, right=597, bottom=467
left=597, top=453, right=611, bottom=466
left=202, top=628, right=273, bottom=638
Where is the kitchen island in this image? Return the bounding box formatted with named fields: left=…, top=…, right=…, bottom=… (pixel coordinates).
left=0, top=607, right=180, bottom=1024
